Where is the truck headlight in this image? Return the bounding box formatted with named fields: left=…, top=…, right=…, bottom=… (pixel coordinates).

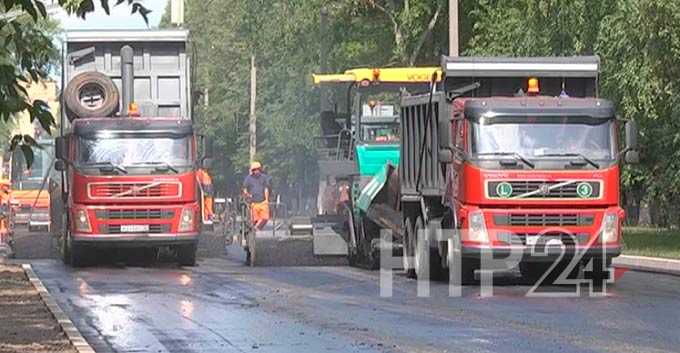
left=467, top=210, right=489, bottom=243
left=179, top=207, right=194, bottom=232
left=600, top=213, right=619, bottom=243
left=74, top=209, right=91, bottom=232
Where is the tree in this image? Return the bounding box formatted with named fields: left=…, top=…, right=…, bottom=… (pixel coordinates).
left=597, top=0, right=680, bottom=226
left=342, top=0, right=447, bottom=65
left=466, top=0, right=615, bottom=56
left=166, top=0, right=469, bottom=205
left=0, top=0, right=150, bottom=165
left=466, top=0, right=680, bottom=227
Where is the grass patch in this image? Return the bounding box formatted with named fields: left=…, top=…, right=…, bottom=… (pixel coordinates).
left=622, top=227, right=680, bottom=259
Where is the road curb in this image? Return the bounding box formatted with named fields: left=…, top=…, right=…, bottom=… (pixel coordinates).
left=613, top=255, right=680, bottom=277
left=22, top=264, right=96, bottom=353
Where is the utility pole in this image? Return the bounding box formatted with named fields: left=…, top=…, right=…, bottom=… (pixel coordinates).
left=171, top=0, right=184, bottom=26
left=449, top=0, right=459, bottom=56
left=319, top=7, right=330, bottom=112
left=249, top=55, right=257, bottom=162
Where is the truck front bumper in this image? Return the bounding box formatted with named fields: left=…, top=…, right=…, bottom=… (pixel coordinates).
left=12, top=212, right=30, bottom=225
left=72, top=232, right=199, bottom=248
left=461, top=244, right=621, bottom=262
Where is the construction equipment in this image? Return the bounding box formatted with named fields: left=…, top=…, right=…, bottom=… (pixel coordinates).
left=9, top=139, right=53, bottom=232
left=238, top=67, right=441, bottom=267
left=51, top=29, right=210, bottom=267
left=397, top=56, right=637, bottom=282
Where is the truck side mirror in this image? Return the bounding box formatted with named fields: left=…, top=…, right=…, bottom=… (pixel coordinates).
left=438, top=118, right=452, bottom=149
left=203, top=136, right=214, bottom=159
left=55, top=136, right=67, bottom=161
left=201, top=157, right=213, bottom=170
left=625, top=120, right=638, bottom=151
left=54, top=159, right=67, bottom=172
left=437, top=118, right=455, bottom=164
left=624, top=150, right=640, bottom=164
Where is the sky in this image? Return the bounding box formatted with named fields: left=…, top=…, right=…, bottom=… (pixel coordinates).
left=54, top=0, right=168, bottom=30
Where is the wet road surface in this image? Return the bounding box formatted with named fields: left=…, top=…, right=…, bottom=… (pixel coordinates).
left=26, top=240, right=680, bottom=353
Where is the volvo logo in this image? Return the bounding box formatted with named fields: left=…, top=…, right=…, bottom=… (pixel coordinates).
left=538, top=183, right=551, bottom=196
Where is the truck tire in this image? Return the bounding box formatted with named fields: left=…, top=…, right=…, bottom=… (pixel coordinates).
left=177, top=242, right=197, bottom=266
left=414, top=217, right=445, bottom=280
left=60, top=232, right=71, bottom=265
left=69, top=242, right=86, bottom=267
left=59, top=213, right=71, bottom=265
left=402, top=217, right=416, bottom=278
left=62, top=231, right=87, bottom=267
left=64, top=71, right=120, bottom=120
left=358, top=219, right=379, bottom=270
left=460, top=258, right=479, bottom=285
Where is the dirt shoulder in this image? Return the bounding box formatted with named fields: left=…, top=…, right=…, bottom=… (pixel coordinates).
left=0, top=264, right=76, bottom=353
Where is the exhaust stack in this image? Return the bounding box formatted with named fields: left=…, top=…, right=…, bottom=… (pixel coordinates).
left=120, top=45, right=134, bottom=116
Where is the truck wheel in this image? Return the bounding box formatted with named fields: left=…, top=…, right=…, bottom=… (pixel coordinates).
left=402, top=217, right=416, bottom=278
left=63, top=231, right=87, bottom=267
left=460, top=258, right=479, bottom=285
left=358, top=219, right=379, bottom=270
left=414, top=217, right=445, bottom=280
left=69, top=242, right=86, bottom=267
left=60, top=230, right=71, bottom=265
left=64, top=71, right=120, bottom=120
left=177, top=242, right=197, bottom=266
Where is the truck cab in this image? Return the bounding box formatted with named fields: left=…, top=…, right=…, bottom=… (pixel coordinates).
left=400, top=56, right=639, bottom=283
left=52, top=30, right=205, bottom=266
left=10, top=139, right=53, bottom=231
left=453, top=97, right=630, bottom=277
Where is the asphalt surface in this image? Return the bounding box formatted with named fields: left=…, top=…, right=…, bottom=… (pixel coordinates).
left=14, top=229, right=680, bottom=353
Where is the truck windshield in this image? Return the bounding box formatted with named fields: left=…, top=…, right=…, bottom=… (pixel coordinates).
left=77, top=135, right=192, bottom=172
left=471, top=116, right=615, bottom=161
left=361, top=122, right=399, bottom=143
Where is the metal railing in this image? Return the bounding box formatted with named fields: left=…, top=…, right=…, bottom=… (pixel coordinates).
left=315, top=128, right=354, bottom=161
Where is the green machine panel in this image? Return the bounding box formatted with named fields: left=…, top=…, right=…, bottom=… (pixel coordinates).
left=355, top=144, right=399, bottom=176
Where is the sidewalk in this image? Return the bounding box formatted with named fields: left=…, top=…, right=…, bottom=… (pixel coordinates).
left=613, top=255, right=680, bottom=276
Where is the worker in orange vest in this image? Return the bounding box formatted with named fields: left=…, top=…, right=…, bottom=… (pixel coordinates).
left=0, top=179, right=10, bottom=244
left=197, top=168, right=214, bottom=222
left=242, top=161, right=271, bottom=230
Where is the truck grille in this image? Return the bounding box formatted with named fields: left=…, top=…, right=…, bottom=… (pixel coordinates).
left=99, top=224, right=170, bottom=234
left=487, top=181, right=600, bottom=199
left=497, top=232, right=587, bottom=246
left=494, top=213, right=594, bottom=227
left=89, top=182, right=181, bottom=199
left=95, top=209, right=175, bottom=220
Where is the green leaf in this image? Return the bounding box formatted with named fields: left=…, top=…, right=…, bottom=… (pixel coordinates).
left=100, top=0, right=110, bottom=14
left=20, top=143, right=34, bottom=169
left=35, top=1, right=47, bottom=17
left=9, top=135, right=22, bottom=151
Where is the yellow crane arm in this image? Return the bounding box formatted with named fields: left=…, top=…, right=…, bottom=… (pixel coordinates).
left=313, top=67, right=442, bottom=86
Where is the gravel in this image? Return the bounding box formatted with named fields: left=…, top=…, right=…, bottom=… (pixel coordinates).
left=0, top=264, right=75, bottom=353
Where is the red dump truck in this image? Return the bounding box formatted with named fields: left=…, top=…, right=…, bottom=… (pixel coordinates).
left=51, top=30, right=212, bottom=266
left=396, top=56, right=638, bottom=283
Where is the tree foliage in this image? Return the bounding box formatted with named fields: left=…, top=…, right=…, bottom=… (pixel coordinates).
left=468, top=0, right=680, bottom=226
left=167, top=0, right=459, bottom=207
left=0, top=0, right=150, bottom=166
left=597, top=0, right=680, bottom=226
